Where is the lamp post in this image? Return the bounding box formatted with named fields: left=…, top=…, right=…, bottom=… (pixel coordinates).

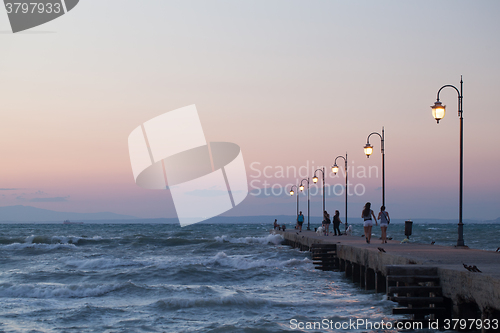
left=364, top=127, right=385, bottom=207
left=299, top=178, right=310, bottom=231
left=289, top=185, right=299, bottom=222
left=313, top=167, right=325, bottom=217
left=430, top=76, right=465, bottom=247
left=332, top=153, right=348, bottom=233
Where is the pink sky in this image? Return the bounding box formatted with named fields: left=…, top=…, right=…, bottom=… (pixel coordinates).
left=1, top=1, right=499, bottom=220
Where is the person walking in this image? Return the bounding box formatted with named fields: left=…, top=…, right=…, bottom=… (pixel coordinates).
left=332, top=210, right=342, bottom=236
left=297, top=211, right=304, bottom=232
left=361, top=202, right=377, bottom=244
left=322, top=211, right=331, bottom=236
left=378, top=206, right=390, bottom=244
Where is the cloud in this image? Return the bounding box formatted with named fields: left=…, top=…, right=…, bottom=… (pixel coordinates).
left=29, top=196, right=69, bottom=203
left=0, top=188, right=21, bottom=190
left=33, top=190, right=48, bottom=195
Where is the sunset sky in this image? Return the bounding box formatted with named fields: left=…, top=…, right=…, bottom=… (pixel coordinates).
left=1, top=1, right=499, bottom=220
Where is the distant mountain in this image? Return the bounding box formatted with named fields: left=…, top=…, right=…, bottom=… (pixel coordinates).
left=0, top=205, right=137, bottom=222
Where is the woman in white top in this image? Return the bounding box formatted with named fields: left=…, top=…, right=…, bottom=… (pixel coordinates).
left=378, top=205, right=390, bottom=244
left=361, top=202, right=377, bottom=244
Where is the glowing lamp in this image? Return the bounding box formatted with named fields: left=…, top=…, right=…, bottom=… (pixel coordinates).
left=299, top=184, right=304, bottom=192
left=331, top=164, right=339, bottom=174
left=290, top=190, right=294, bottom=196
left=431, top=101, right=446, bottom=123
left=312, top=176, right=318, bottom=183
left=364, top=143, right=373, bottom=157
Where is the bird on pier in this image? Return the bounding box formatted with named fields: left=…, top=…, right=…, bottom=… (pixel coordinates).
left=463, top=263, right=482, bottom=273
left=463, top=263, right=473, bottom=271
left=377, top=247, right=386, bottom=253
left=471, top=265, right=482, bottom=273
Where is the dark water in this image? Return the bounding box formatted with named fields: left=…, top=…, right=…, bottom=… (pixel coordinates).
left=0, top=222, right=496, bottom=332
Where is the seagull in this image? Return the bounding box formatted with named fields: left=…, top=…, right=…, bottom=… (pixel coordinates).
left=471, top=265, right=482, bottom=273
left=463, top=263, right=473, bottom=272
left=377, top=247, right=386, bottom=253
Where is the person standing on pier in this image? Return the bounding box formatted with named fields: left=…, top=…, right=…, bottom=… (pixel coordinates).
left=333, top=210, right=342, bottom=236
left=322, top=211, right=331, bottom=236
left=361, top=202, right=377, bottom=244
left=297, top=211, right=304, bottom=232
left=378, top=206, right=390, bottom=244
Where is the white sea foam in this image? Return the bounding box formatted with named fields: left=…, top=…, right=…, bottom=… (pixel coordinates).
left=0, top=242, right=77, bottom=250
left=214, top=234, right=283, bottom=245
left=0, top=282, right=125, bottom=298
left=154, top=293, right=270, bottom=309
left=64, top=258, right=145, bottom=270
left=209, top=251, right=311, bottom=270
left=23, top=235, right=104, bottom=245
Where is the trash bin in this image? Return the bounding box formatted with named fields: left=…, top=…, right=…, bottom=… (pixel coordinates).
left=405, top=220, right=413, bottom=238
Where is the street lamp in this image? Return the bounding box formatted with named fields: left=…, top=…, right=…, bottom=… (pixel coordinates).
left=313, top=167, right=325, bottom=217
left=364, top=127, right=385, bottom=207
left=431, top=76, right=465, bottom=247
left=289, top=185, right=299, bottom=222
left=332, top=153, right=348, bottom=234
left=299, top=178, right=310, bottom=231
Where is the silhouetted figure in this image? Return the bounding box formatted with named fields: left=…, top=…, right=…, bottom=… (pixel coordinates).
left=333, top=210, right=342, bottom=236
left=377, top=205, right=390, bottom=244
left=322, top=211, right=331, bottom=236
left=297, top=211, right=304, bottom=232
left=361, top=202, right=377, bottom=244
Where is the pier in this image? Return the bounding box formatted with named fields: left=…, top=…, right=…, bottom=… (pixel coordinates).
left=275, top=230, right=500, bottom=331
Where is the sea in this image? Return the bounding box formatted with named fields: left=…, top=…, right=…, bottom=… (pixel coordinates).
left=0, top=219, right=498, bottom=333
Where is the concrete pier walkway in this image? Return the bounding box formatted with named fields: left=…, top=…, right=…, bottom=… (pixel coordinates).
left=274, top=229, right=500, bottom=323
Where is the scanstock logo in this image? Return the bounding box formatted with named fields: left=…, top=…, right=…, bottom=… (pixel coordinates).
left=128, top=105, right=249, bottom=227
left=4, top=0, right=79, bottom=33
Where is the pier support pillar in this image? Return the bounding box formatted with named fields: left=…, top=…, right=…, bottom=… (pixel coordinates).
left=365, top=268, right=376, bottom=290
left=360, top=265, right=366, bottom=289
left=481, top=307, right=500, bottom=333
left=339, top=259, right=345, bottom=272
left=375, top=271, right=386, bottom=293
left=455, top=301, right=481, bottom=321
left=352, top=263, right=360, bottom=283
left=345, top=261, right=352, bottom=279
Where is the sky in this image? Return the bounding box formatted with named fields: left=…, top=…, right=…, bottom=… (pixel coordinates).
left=1, top=0, right=499, bottom=221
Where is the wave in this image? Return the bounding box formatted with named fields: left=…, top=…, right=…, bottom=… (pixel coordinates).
left=64, top=258, right=147, bottom=270
left=0, top=242, right=77, bottom=250
left=151, top=292, right=352, bottom=310
left=24, top=234, right=106, bottom=245
left=207, top=251, right=311, bottom=270
left=0, top=282, right=128, bottom=298
left=130, top=236, right=211, bottom=247
left=214, top=234, right=284, bottom=245
left=153, top=293, right=271, bottom=309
